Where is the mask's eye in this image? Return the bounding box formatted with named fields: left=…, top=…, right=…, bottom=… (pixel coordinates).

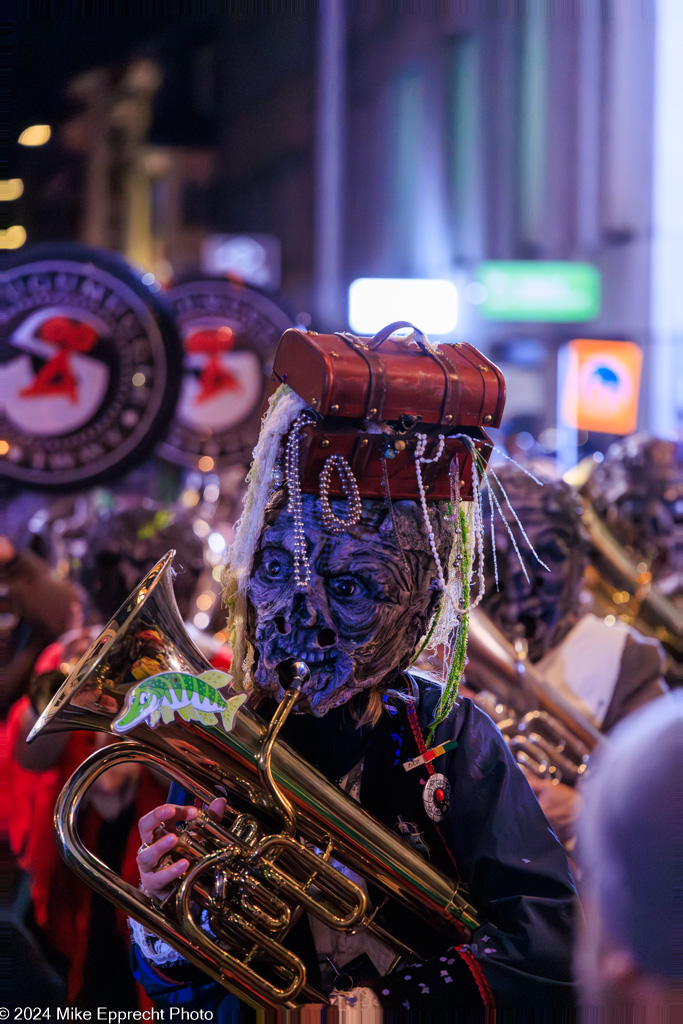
left=256, top=548, right=292, bottom=584
left=536, top=540, right=567, bottom=565
left=327, top=575, right=365, bottom=600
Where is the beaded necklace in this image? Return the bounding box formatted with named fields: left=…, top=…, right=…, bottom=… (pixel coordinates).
left=285, top=410, right=316, bottom=587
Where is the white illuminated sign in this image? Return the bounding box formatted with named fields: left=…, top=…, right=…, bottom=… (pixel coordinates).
left=348, top=278, right=458, bottom=335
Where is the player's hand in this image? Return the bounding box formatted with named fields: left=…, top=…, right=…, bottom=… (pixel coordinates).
left=136, top=798, right=226, bottom=900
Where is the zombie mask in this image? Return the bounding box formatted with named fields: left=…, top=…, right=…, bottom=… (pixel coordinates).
left=246, top=494, right=451, bottom=715
left=586, top=435, right=680, bottom=587
left=480, top=470, right=588, bottom=663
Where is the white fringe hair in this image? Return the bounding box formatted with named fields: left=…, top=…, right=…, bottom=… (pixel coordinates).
left=221, top=385, right=308, bottom=692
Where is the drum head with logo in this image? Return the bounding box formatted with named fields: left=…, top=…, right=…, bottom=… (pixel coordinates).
left=157, top=277, right=294, bottom=468
left=2, top=244, right=182, bottom=490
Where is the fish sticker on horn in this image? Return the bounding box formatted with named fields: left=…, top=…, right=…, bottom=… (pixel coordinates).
left=112, top=670, right=247, bottom=734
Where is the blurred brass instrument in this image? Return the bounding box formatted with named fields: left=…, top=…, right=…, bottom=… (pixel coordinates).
left=464, top=609, right=603, bottom=785
left=578, top=499, right=681, bottom=668
left=29, top=551, right=479, bottom=1011
left=562, top=460, right=681, bottom=669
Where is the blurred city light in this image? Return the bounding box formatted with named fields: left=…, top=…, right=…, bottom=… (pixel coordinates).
left=181, top=489, right=200, bottom=508
left=201, top=233, right=281, bottom=290
left=18, top=124, right=51, bottom=146
left=0, top=179, right=24, bottom=201
left=208, top=532, right=227, bottom=554
left=476, top=262, right=601, bottom=321
left=192, top=519, right=211, bottom=538
left=348, top=278, right=458, bottom=335
left=514, top=431, right=535, bottom=451
left=0, top=225, right=27, bottom=249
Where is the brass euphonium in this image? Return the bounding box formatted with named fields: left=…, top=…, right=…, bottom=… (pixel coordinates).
left=28, top=551, right=479, bottom=1011
left=463, top=609, right=603, bottom=785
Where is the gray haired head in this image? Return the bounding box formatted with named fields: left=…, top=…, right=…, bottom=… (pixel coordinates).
left=578, top=692, right=683, bottom=980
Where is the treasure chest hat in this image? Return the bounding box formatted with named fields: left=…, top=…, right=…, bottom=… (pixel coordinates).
left=267, top=321, right=506, bottom=502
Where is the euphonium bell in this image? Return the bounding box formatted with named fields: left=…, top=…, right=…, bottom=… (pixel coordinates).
left=29, top=551, right=479, bottom=1011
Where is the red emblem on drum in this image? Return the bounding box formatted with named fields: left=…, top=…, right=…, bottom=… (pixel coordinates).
left=19, top=316, right=99, bottom=404
left=185, top=326, right=241, bottom=403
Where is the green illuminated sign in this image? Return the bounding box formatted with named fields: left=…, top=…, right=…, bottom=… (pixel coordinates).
left=476, top=261, right=601, bottom=321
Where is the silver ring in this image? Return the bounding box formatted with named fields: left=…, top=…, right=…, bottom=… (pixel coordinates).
left=137, top=842, right=150, bottom=856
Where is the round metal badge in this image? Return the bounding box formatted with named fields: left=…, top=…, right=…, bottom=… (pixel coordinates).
left=2, top=244, right=182, bottom=489
left=423, top=772, right=451, bottom=822
left=157, top=277, right=294, bottom=468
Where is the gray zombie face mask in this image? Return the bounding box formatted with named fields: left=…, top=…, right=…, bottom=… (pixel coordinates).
left=482, top=513, right=584, bottom=663
left=480, top=472, right=588, bottom=663
left=247, top=495, right=451, bottom=716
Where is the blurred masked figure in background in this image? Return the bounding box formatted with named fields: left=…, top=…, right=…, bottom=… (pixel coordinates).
left=1, top=535, right=80, bottom=711
left=585, top=434, right=680, bottom=601
left=8, top=501, right=206, bottom=1009
left=467, top=466, right=668, bottom=850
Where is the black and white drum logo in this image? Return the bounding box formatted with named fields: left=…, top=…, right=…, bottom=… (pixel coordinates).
left=158, top=278, right=293, bottom=468
left=1, top=246, right=181, bottom=488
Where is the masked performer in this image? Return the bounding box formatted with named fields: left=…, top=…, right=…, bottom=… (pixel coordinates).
left=129, top=327, right=577, bottom=1016
left=584, top=433, right=680, bottom=598
left=469, top=466, right=667, bottom=848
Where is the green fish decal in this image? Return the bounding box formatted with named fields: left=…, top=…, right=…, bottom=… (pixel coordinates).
left=112, top=670, right=247, bottom=734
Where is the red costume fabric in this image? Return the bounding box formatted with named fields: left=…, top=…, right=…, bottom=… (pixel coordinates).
left=8, top=638, right=168, bottom=1004
left=8, top=695, right=99, bottom=1001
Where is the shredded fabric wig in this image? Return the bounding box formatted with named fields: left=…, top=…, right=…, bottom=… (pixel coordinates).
left=221, top=385, right=307, bottom=691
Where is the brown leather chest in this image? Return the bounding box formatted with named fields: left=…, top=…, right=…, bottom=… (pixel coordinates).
left=269, top=324, right=506, bottom=501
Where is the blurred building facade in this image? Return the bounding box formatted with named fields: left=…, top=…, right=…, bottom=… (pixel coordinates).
left=10, top=4, right=680, bottom=446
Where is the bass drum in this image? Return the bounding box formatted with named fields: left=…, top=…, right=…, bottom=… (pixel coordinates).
left=2, top=243, right=182, bottom=490
left=157, top=276, right=294, bottom=469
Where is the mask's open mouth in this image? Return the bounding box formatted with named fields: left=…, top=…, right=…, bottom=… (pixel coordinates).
left=269, top=650, right=350, bottom=715
left=269, top=643, right=338, bottom=675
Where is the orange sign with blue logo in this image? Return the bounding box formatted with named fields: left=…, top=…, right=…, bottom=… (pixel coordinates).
left=560, top=339, right=643, bottom=435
